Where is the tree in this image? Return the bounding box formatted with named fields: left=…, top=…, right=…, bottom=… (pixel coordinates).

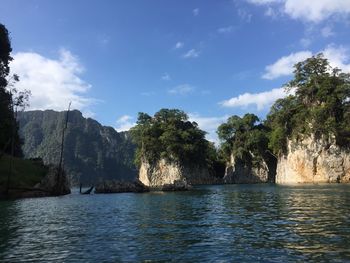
left=130, top=108, right=213, bottom=168
left=217, top=113, right=269, bottom=163
left=266, top=53, right=350, bottom=154
left=0, top=23, right=22, bottom=157
left=0, top=24, right=31, bottom=159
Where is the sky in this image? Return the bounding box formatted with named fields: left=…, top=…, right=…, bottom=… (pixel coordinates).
left=1, top=0, right=350, bottom=143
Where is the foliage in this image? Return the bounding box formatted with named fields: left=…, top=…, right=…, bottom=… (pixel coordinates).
left=0, top=154, right=48, bottom=189
left=217, top=113, right=270, bottom=165
left=0, top=23, right=28, bottom=157
left=131, top=108, right=214, bottom=168
left=266, top=53, right=350, bottom=154
left=18, top=110, right=137, bottom=185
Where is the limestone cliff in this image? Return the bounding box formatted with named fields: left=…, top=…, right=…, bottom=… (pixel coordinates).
left=139, top=158, right=220, bottom=188
left=276, top=135, right=350, bottom=184
left=223, top=152, right=276, bottom=184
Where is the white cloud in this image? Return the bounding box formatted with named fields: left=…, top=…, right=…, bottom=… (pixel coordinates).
left=174, top=42, right=184, bottom=49
left=220, top=88, right=290, bottom=110
left=161, top=72, right=171, bottom=81
left=262, top=51, right=312, bottom=79
left=193, top=8, right=199, bottom=16
left=10, top=49, right=95, bottom=112
left=168, top=84, right=195, bottom=95
left=247, top=0, right=350, bottom=23
left=82, top=110, right=96, bottom=119
left=115, top=115, right=135, bottom=132
left=189, top=113, right=229, bottom=144
left=322, top=45, right=350, bottom=72
left=183, top=49, right=200, bottom=59
left=217, top=26, right=234, bottom=34
left=263, top=45, right=350, bottom=80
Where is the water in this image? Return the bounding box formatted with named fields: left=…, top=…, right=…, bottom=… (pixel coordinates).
left=1, top=184, right=350, bottom=262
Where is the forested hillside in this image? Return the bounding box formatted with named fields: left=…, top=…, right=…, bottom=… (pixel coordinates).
left=18, top=110, right=137, bottom=185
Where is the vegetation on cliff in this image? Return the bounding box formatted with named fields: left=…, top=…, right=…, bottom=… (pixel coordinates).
left=131, top=109, right=223, bottom=174
left=218, top=54, right=350, bottom=169
left=0, top=155, right=48, bottom=190
left=0, top=23, right=69, bottom=197
left=217, top=114, right=270, bottom=163
left=266, top=54, right=350, bottom=155
left=18, top=110, right=137, bottom=185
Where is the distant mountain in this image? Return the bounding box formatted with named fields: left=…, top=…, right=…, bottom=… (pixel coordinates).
left=17, top=110, right=137, bottom=186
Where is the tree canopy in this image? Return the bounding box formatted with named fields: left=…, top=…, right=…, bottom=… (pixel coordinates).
left=217, top=113, right=270, bottom=164
left=130, top=108, right=214, bottom=167
left=217, top=54, right=350, bottom=163
left=0, top=23, right=23, bottom=157
left=266, top=53, right=350, bottom=154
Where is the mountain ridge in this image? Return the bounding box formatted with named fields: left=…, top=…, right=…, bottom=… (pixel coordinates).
left=17, top=109, right=137, bottom=186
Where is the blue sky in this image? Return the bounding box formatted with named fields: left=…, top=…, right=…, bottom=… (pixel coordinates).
left=1, top=0, right=350, bottom=142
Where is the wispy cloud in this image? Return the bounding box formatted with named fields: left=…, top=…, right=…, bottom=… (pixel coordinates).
left=263, top=45, right=350, bottom=80
left=10, top=49, right=96, bottom=112
left=161, top=72, right=171, bottom=81
left=174, top=41, right=184, bottom=49
left=299, top=37, right=312, bottom=48
left=193, top=8, right=199, bottom=16
left=115, top=115, right=135, bottom=132
left=217, top=26, right=235, bottom=34
left=321, top=25, right=334, bottom=37
left=98, top=34, right=110, bottom=46
left=140, top=91, right=156, bottom=96
left=183, top=49, right=200, bottom=59
left=220, top=88, right=291, bottom=111
left=168, top=84, right=195, bottom=95
left=264, top=6, right=279, bottom=18
left=238, top=8, right=252, bottom=22
left=247, top=0, right=350, bottom=23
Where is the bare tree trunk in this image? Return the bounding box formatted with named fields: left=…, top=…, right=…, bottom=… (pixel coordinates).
left=5, top=94, right=15, bottom=195
left=56, top=102, right=71, bottom=195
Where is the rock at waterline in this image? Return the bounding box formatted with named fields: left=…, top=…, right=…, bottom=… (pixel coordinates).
left=94, top=180, right=150, bottom=193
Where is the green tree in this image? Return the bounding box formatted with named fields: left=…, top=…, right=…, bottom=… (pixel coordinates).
left=266, top=53, right=350, bottom=154
left=0, top=23, right=23, bottom=157
left=130, top=108, right=213, bottom=168
left=217, top=113, right=270, bottom=164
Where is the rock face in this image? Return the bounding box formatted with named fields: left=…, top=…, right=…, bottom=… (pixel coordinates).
left=34, top=166, right=71, bottom=196
left=139, top=158, right=219, bottom=189
left=17, top=110, right=137, bottom=186
left=94, top=180, right=149, bottom=193
left=223, top=152, right=276, bottom=184
left=276, top=136, right=350, bottom=184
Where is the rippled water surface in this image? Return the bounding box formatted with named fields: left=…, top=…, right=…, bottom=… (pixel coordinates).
left=1, top=184, right=350, bottom=262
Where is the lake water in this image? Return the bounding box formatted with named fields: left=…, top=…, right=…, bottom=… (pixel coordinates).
left=1, top=184, right=350, bottom=262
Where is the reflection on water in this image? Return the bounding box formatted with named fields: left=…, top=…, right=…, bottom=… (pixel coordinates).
left=0, top=184, right=350, bottom=262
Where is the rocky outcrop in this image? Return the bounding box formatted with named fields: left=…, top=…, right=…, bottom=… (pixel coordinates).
left=1, top=165, right=71, bottom=199
left=33, top=166, right=71, bottom=196
left=276, top=135, right=350, bottom=184
left=223, top=152, right=276, bottom=184
left=162, top=180, right=193, bottom=191
left=139, top=158, right=220, bottom=189
left=94, top=180, right=149, bottom=193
